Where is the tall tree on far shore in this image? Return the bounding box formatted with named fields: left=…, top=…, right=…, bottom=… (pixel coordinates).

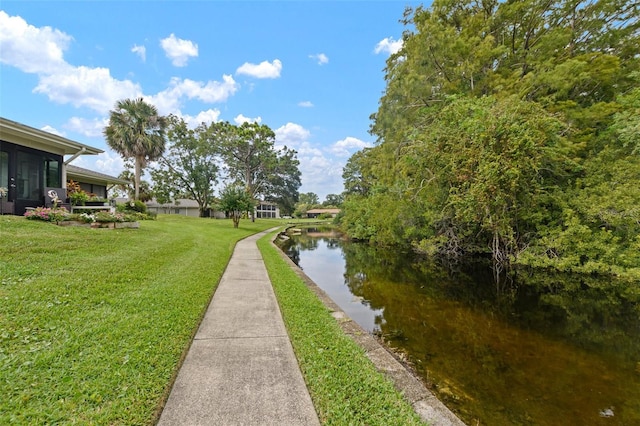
left=298, top=192, right=319, bottom=206
left=104, top=98, right=167, bottom=200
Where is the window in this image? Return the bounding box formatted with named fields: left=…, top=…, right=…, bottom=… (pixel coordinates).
left=92, top=186, right=107, bottom=198
left=17, top=151, right=41, bottom=201
left=0, top=151, right=8, bottom=190
left=44, top=158, right=61, bottom=188
left=258, top=204, right=275, bottom=211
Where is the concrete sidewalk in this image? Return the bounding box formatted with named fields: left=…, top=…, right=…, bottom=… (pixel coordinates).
left=157, top=230, right=320, bottom=425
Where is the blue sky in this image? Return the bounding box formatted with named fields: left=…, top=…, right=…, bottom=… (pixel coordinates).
left=1, top=1, right=421, bottom=200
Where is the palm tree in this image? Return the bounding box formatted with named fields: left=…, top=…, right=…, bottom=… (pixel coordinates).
left=104, top=98, right=167, bottom=200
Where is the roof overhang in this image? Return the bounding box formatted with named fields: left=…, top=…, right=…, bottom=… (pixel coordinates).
left=0, top=117, right=103, bottom=156
left=66, top=164, right=129, bottom=186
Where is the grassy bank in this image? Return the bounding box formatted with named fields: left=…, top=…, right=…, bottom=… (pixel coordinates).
left=257, top=233, right=425, bottom=425
left=0, top=215, right=277, bottom=424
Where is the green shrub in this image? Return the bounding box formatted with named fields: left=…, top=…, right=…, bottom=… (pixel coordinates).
left=125, top=211, right=156, bottom=221
left=94, top=211, right=126, bottom=223
left=118, top=200, right=148, bottom=213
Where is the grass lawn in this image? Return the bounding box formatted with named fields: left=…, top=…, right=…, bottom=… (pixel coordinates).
left=1, top=214, right=423, bottom=425
left=0, top=214, right=279, bottom=424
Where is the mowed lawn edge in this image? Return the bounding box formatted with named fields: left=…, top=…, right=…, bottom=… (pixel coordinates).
left=257, top=232, right=426, bottom=425
left=0, top=215, right=278, bottom=425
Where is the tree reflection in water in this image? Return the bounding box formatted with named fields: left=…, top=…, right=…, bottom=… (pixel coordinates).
left=278, top=226, right=640, bottom=426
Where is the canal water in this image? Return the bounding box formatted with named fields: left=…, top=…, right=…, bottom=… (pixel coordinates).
left=278, top=226, right=640, bottom=425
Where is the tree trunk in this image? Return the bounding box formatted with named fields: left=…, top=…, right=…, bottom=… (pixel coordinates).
left=245, top=173, right=255, bottom=222
left=134, top=157, right=142, bottom=201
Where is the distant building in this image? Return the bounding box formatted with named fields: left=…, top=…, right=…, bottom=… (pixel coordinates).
left=142, top=198, right=281, bottom=219
left=306, top=208, right=341, bottom=219
left=144, top=198, right=225, bottom=218
left=255, top=201, right=280, bottom=218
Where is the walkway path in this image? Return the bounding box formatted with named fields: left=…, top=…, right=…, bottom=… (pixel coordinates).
left=157, top=230, right=320, bottom=425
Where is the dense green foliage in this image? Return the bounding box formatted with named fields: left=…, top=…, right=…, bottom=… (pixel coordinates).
left=340, top=0, right=640, bottom=277
left=0, top=215, right=278, bottom=424
left=258, top=234, right=425, bottom=425
left=217, top=184, right=256, bottom=228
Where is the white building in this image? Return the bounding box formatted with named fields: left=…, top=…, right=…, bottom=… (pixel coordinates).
left=255, top=201, right=280, bottom=218
left=143, top=199, right=281, bottom=219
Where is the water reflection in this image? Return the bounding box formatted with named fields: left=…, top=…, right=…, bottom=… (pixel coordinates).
left=283, top=228, right=384, bottom=331
left=278, top=226, right=640, bottom=426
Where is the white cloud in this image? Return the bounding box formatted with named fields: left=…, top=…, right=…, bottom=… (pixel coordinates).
left=40, top=125, right=65, bottom=136
left=298, top=101, right=314, bottom=108
left=95, top=152, right=126, bottom=176
left=34, top=66, right=142, bottom=114
left=236, top=59, right=282, bottom=79
left=178, top=109, right=222, bottom=128
left=65, top=116, right=109, bottom=138
left=131, top=44, right=146, bottom=62
left=272, top=122, right=346, bottom=199
left=274, top=122, right=311, bottom=147
left=148, top=75, right=238, bottom=114
left=160, top=33, right=198, bottom=67
left=1, top=11, right=244, bottom=153
left=68, top=151, right=125, bottom=178
left=297, top=149, right=344, bottom=200
left=0, top=12, right=143, bottom=114
left=309, top=53, right=329, bottom=65
left=0, top=11, right=71, bottom=74
left=330, top=136, right=371, bottom=157
left=374, top=37, right=403, bottom=55
left=195, top=75, right=239, bottom=102
left=234, top=114, right=262, bottom=125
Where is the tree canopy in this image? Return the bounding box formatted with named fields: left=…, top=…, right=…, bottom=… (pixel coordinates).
left=104, top=98, right=167, bottom=201
left=114, top=168, right=153, bottom=202
left=136, top=118, right=301, bottom=218
left=150, top=115, right=220, bottom=217
left=215, top=122, right=301, bottom=217
left=298, top=192, right=319, bottom=205
left=323, top=193, right=344, bottom=207
left=217, top=185, right=255, bottom=228
left=340, top=0, right=640, bottom=277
